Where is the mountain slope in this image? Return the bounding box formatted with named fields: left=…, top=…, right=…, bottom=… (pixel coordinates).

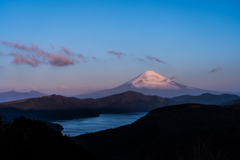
left=1, top=90, right=238, bottom=121
left=0, top=91, right=173, bottom=112
left=76, top=71, right=221, bottom=99
left=1, top=94, right=84, bottom=110
left=0, top=90, right=46, bottom=102
left=0, top=91, right=175, bottom=120
left=0, top=94, right=99, bottom=120
left=216, top=98, right=240, bottom=106
left=171, top=93, right=240, bottom=104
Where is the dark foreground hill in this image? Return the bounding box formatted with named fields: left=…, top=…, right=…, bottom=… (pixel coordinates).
left=73, top=103, right=240, bottom=160
left=0, top=116, right=94, bottom=160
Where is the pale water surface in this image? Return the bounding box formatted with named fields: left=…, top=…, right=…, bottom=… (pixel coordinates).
left=52, top=112, right=148, bottom=137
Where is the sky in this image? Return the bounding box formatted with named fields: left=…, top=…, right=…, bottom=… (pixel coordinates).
left=0, top=0, right=240, bottom=96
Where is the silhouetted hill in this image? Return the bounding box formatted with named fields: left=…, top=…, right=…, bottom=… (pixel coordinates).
left=2, top=94, right=86, bottom=110
left=0, top=91, right=174, bottom=120
left=73, top=103, right=240, bottom=160
left=0, top=116, right=94, bottom=160
left=0, top=90, right=46, bottom=102
left=2, top=91, right=239, bottom=121
left=93, top=91, right=175, bottom=112
left=171, top=93, right=239, bottom=104
left=0, top=95, right=99, bottom=121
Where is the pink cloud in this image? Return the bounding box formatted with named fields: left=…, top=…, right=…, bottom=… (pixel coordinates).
left=47, top=53, right=75, bottom=66
left=8, top=52, right=42, bottom=67
left=136, top=58, right=145, bottom=62
left=30, top=43, right=40, bottom=48
left=1, top=41, right=30, bottom=51
left=77, top=53, right=85, bottom=58
left=50, top=44, right=55, bottom=50
left=1, top=41, right=47, bottom=56
left=1, top=41, right=83, bottom=67
left=60, top=46, right=85, bottom=61
left=147, top=56, right=164, bottom=63
left=107, top=51, right=125, bottom=58
left=92, top=56, right=97, bottom=60
left=209, top=66, right=222, bottom=73
left=60, top=46, right=73, bottom=55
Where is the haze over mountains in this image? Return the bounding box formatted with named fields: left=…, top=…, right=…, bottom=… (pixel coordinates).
left=76, top=71, right=223, bottom=99
left=0, top=91, right=173, bottom=120
left=0, top=90, right=239, bottom=121
left=0, top=90, right=46, bottom=103
left=0, top=71, right=237, bottom=102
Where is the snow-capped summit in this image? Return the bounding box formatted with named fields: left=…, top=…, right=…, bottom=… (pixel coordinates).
left=127, top=71, right=180, bottom=90
left=76, top=70, right=222, bottom=99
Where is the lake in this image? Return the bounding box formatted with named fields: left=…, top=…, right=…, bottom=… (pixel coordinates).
left=52, top=112, right=148, bottom=137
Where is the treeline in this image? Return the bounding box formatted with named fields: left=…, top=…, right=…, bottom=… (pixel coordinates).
left=0, top=115, right=95, bottom=160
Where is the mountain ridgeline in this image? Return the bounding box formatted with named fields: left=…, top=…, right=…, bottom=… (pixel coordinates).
left=0, top=90, right=239, bottom=121
left=76, top=71, right=223, bottom=98
left=0, top=90, right=46, bottom=103
left=0, top=91, right=173, bottom=120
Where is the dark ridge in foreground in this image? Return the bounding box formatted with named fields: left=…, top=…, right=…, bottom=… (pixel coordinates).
left=0, top=116, right=94, bottom=160
left=73, top=103, right=240, bottom=160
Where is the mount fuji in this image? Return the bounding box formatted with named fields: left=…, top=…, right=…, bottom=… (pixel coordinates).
left=76, top=71, right=222, bottom=99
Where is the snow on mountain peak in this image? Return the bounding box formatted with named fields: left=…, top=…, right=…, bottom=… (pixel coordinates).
left=128, top=71, right=181, bottom=90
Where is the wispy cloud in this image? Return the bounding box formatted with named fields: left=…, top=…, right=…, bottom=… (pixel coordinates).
left=147, top=56, right=164, bottom=63
left=209, top=66, right=222, bottom=73
left=8, top=52, right=41, bottom=67
left=78, top=53, right=85, bottom=58
left=60, top=46, right=85, bottom=62
left=92, top=56, right=97, bottom=60
left=0, top=65, right=4, bottom=69
left=60, top=46, right=73, bottom=56
left=1, top=41, right=32, bottom=51
left=107, top=51, right=125, bottom=58
left=136, top=58, right=145, bottom=62
left=1, top=41, right=85, bottom=67
left=169, top=76, right=178, bottom=80
left=50, top=44, right=55, bottom=50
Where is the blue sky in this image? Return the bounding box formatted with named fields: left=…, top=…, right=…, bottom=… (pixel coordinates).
left=0, top=0, right=240, bottom=95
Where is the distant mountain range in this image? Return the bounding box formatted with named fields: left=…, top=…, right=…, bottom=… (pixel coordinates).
left=216, top=98, right=240, bottom=106
left=0, top=90, right=239, bottom=120
left=172, top=93, right=240, bottom=104
left=76, top=71, right=224, bottom=99
left=0, top=91, right=174, bottom=118
left=0, top=90, right=46, bottom=102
